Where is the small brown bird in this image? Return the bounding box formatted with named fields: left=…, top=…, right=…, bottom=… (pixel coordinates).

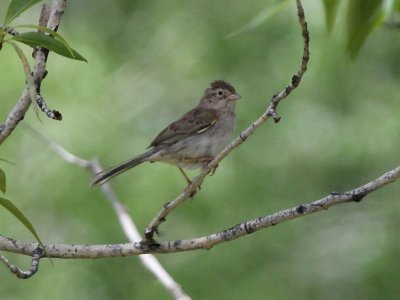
left=91, top=80, right=241, bottom=186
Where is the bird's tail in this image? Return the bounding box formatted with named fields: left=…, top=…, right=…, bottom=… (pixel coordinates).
left=90, top=149, right=155, bottom=186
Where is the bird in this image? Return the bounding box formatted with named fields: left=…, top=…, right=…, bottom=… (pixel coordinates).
left=91, top=80, right=241, bottom=187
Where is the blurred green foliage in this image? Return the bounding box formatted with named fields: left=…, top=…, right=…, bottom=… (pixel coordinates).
left=4, top=0, right=42, bottom=24
left=345, top=0, right=385, bottom=58
left=1, top=0, right=400, bottom=299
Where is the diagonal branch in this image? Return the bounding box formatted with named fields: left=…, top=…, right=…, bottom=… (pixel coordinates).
left=143, top=0, right=310, bottom=241
left=21, top=124, right=191, bottom=300
left=1, top=163, right=399, bottom=257
left=0, top=0, right=67, bottom=146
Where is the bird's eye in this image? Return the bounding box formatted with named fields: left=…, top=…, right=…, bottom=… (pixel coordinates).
left=217, top=90, right=224, bottom=96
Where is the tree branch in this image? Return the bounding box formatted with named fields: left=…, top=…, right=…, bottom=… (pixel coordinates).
left=20, top=124, right=191, bottom=300
left=0, top=0, right=67, bottom=146
left=1, top=164, right=399, bottom=257
left=143, top=0, right=309, bottom=241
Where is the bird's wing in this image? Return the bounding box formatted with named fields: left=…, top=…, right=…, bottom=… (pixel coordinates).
left=149, top=107, right=218, bottom=147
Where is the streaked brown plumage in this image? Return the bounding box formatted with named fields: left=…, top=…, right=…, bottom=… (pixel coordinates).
left=91, top=80, right=240, bottom=186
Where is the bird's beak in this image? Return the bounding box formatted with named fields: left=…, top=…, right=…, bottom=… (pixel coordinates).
left=228, top=93, right=241, bottom=101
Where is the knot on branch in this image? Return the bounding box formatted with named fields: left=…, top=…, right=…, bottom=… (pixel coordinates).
left=296, top=204, right=306, bottom=214
left=244, top=222, right=255, bottom=234
left=140, top=237, right=161, bottom=251
left=351, top=192, right=366, bottom=202
left=144, top=226, right=157, bottom=241
left=292, top=75, right=301, bottom=87
left=267, top=108, right=281, bottom=123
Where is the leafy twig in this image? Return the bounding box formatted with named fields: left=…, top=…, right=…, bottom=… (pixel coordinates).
left=0, top=0, right=67, bottom=145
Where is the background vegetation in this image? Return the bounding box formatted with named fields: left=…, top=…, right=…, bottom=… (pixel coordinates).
left=1, top=1, right=399, bottom=299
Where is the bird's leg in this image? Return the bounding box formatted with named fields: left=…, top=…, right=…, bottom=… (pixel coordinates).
left=178, top=156, right=215, bottom=197
left=178, top=167, right=198, bottom=198
left=178, top=167, right=192, bottom=185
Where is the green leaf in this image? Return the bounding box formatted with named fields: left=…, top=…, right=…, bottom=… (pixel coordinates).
left=0, top=197, right=45, bottom=250
left=12, top=31, right=87, bottom=62
left=14, top=24, right=75, bottom=57
left=5, top=0, right=43, bottom=25
left=346, top=0, right=384, bottom=59
left=0, top=168, right=5, bottom=194
left=322, top=0, right=341, bottom=34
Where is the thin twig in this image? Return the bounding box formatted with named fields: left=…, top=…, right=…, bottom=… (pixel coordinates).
left=36, top=94, right=62, bottom=120
left=144, top=0, right=310, bottom=241
left=1, top=163, right=399, bottom=256
left=21, top=124, right=190, bottom=300
left=0, top=248, right=42, bottom=279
